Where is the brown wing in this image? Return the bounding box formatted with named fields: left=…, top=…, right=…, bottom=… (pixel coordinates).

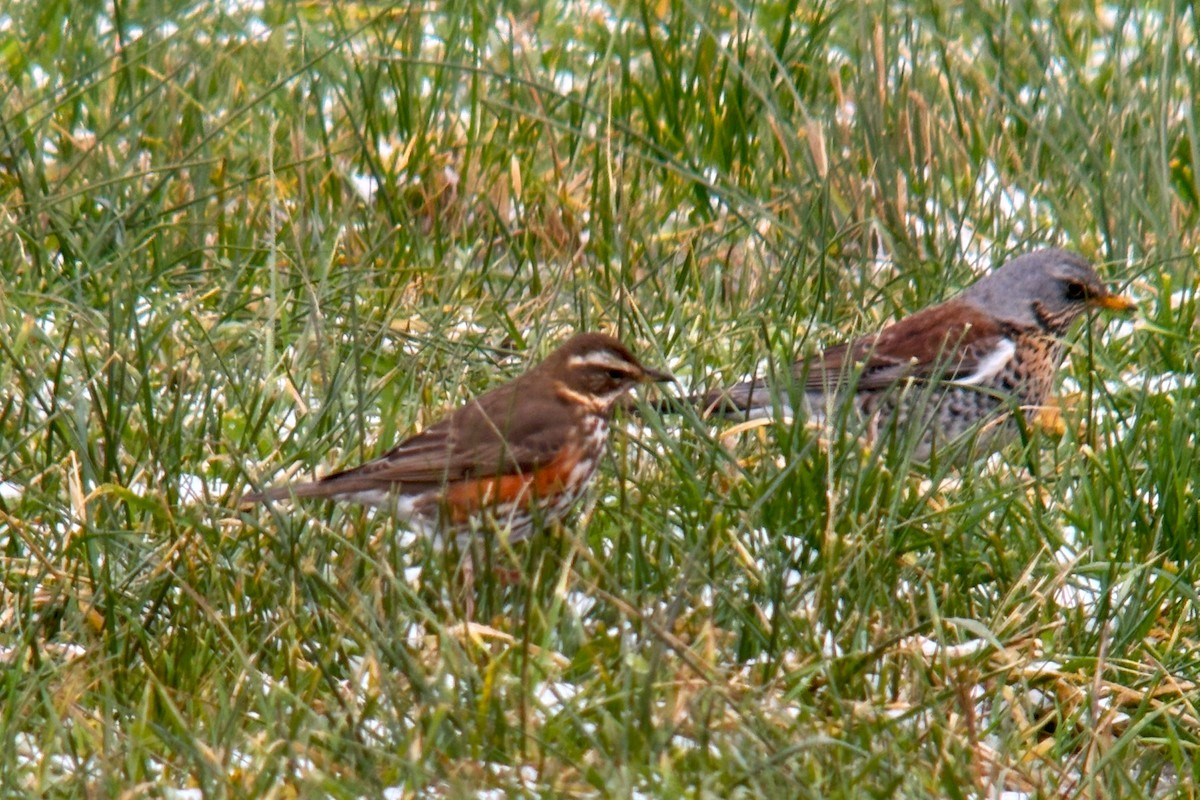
left=699, top=300, right=1012, bottom=416
left=248, top=377, right=579, bottom=501
left=802, top=301, right=1011, bottom=392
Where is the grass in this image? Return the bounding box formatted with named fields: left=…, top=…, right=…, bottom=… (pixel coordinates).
left=1, top=0, right=1197, bottom=796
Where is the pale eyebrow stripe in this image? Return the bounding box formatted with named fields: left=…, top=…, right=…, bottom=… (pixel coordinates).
left=567, top=351, right=633, bottom=371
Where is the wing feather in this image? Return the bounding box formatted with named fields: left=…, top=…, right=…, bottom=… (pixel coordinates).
left=306, top=380, right=576, bottom=496
left=802, top=302, right=1011, bottom=392
left=701, top=301, right=1014, bottom=416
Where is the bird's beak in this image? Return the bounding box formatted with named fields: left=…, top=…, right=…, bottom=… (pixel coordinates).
left=1089, top=291, right=1137, bottom=313
left=640, top=366, right=676, bottom=384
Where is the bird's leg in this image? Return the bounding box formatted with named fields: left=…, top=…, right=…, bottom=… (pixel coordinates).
left=457, top=546, right=476, bottom=621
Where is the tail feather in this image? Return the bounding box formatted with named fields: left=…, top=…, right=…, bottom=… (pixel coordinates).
left=649, top=377, right=786, bottom=420
left=240, top=479, right=336, bottom=506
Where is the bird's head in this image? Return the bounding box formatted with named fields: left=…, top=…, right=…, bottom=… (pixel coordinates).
left=541, top=332, right=673, bottom=413
left=961, top=248, right=1135, bottom=334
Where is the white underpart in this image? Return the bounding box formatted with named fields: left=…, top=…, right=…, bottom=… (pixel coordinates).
left=570, top=421, right=608, bottom=485
left=340, top=490, right=420, bottom=519
left=391, top=494, right=419, bottom=519
left=951, top=338, right=1016, bottom=386
left=742, top=403, right=795, bottom=422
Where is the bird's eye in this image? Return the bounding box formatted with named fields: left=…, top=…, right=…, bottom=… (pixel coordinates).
left=1065, top=281, right=1088, bottom=301
left=606, top=368, right=627, bottom=380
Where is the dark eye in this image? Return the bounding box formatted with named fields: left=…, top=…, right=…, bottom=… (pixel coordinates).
left=1065, top=281, right=1088, bottom=301
left=606, top=368, right=627, bottom=380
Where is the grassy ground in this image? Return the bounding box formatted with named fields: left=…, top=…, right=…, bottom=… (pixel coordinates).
left=1, top=0, right=1197, bottom=796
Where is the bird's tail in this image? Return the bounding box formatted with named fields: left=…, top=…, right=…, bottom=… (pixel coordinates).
left=240, top=480, right=330, bottom=506
left=645, top=377, right=782, bottom=420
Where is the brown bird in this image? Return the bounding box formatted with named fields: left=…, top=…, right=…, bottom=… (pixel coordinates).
left=696, top=248, right=1135, bottom=461
left=244, top=332, right=672, bottom=542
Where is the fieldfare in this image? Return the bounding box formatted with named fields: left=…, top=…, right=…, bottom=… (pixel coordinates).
left=244, top=332, right=672, bottom=541
left=696, top=248, right=1135, bottom=462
